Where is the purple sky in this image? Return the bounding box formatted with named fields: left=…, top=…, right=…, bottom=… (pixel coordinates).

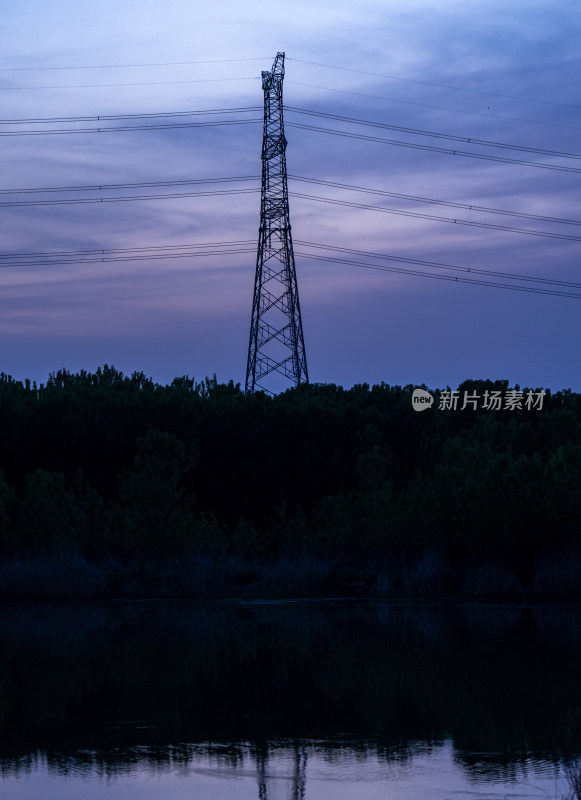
left=1, top=0, right=580, bottom=391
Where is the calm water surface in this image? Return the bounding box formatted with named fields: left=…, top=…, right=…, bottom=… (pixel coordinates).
left=0, top=600, right=579, bottom=799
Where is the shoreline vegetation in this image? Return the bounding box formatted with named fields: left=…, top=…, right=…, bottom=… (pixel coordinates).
left=0, top=367, right=580, bottom=602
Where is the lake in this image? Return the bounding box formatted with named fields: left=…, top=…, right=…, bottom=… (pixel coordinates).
left=0, top=600, right=579, bottom=798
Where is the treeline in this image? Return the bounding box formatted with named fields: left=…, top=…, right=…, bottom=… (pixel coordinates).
left=0, top=366, right=580, bottom=599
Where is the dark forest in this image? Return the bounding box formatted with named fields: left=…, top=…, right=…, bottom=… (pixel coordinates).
left=0, top=367, right=579, bottom=600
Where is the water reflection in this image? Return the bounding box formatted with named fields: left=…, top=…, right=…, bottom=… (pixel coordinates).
left=254, top=743, right=306, bottom=800
left=0, top=740, right=572, bottom=799
left=0, top=600, right=580, bottom=797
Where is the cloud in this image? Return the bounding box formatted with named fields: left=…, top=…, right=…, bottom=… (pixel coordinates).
left=1, top=0, right=580, bottom=389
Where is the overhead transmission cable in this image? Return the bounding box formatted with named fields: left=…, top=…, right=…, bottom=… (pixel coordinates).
left=1, top=173, right=578, bottom=230
left=0, top=118, right=261, bottom=136
left=295, top=251, right=581, bottom=299
left=3, top=112, right=578, bottom=177
left=1, top=177, right=577, bottom=242
left=0, top=239, right=254, bottom=258
left=1, top=238, right=579, bottom=299
left=288, top=176, right=581, bottom=228
left=0, top=106, right=260, bottom=124
left=0, top=188, right=258, bottom=207
left=286, top=57, right=581, bottom=111
left=0, top=239, right=255, bottom=268
left=0, top=58, right=269, bottom=71
left=286, top=81, right=581, bottom=134
left=3, top=103, right=580, bottom=166
left=0, top=78, right=260, bottom=91
left=1, top=55, right=572, bottom=110
left=287, top=122, right=581, bottom=174
left=294, top=241, right=581, bottom=289
left=290, top=192, right=581, bottom=242
left=285, top=107, right=581, bottom=160
left=0, top=187, right=259, bottom=208
left=0, top=175, right=260, bottom=195
left=0, top=248, right=257, bottom=268
left=2, top=187, right=577, bottom=243
left=6, top=111, right=575, bottom=174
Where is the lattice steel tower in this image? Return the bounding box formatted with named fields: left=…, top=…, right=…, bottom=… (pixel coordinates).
left=245, top=52, right=308, bottom=394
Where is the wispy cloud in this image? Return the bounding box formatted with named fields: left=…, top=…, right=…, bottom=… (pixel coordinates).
left=1, top=0, right=580, bottom=388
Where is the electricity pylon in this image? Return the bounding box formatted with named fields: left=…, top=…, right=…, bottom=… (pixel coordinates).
left=245, top=52, right=308, bottom=394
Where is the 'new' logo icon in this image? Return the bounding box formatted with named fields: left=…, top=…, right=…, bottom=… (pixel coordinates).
left=412, top=389, right=434, bottom=412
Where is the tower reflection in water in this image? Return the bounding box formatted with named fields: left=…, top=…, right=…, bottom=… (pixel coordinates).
left=254, top=743, right=307, bottom=800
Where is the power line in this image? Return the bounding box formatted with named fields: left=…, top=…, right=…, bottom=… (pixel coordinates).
left=4, top=173, right=576, bottom=229
left=0, top=58, right=269, bottom=71
left=287, top=57, right=581, bottom=111
left=286, top=81, right=581, bottom=133
left=289, top=176, right=581, bottom=228
left=291, top=192, right=581, bottom=242
left=287, top=121, right=581, bottom=174
left=295, top=240, right=581, bottom=289
left=0, top=118, right=261, bottom=136
left=0, top=77, right=259, bottom=91
left=2, top=95, right=578, bottom=141
left=0, top=187, right=259, bottom=208
left=0, top=236, right=575, bottom=286
left=1, top=177, right=576, bottom=243
left=0, top=239, right=255, bottom=267
left=3, top=103, right=578, bottom=165
left=286, top=107, right=581, bottom=161
left=0, top=106, right=260, bottom=124
left=2, top=236, right=578, bottom=298
left=0, top=175, right=259, bottom=195
left=0, top=239, right=254, bottom=258
left=0, top=248, right=256, bottom=269
left=2, top=54, right=575, bottom=112
left=296, top=250, right=581, bottom=300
